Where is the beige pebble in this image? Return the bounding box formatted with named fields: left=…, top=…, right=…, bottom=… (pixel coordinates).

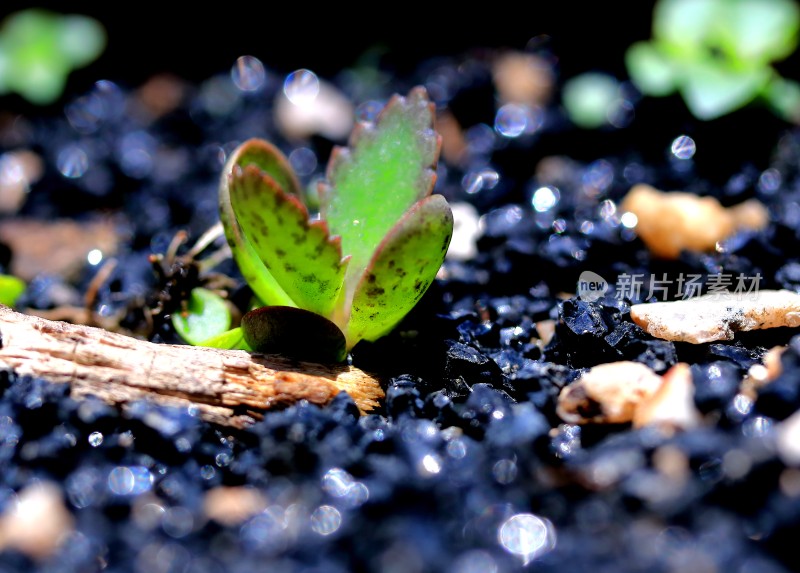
left=633, top=363, right=702, bottom=432
left=620, top=184, right=768, bottom=259
left=557, top=361, right=663, bottom=424
left=492, top=51, right=554, bottom=105
left=0, top=482, right=74, bottom=560
left=275, top=80, right=354, bottom=140
left=630, top=290, right=800, bottom=344
left=437, top=111, right=467, bottom=166
left=203, top=486, right=267, bottom=526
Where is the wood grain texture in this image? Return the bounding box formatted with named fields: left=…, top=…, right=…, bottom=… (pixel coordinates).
left=0, top=306, right=383, bottom=429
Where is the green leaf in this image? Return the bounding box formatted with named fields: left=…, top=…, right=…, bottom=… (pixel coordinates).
left=679, top=59, right=770, bottom=119
left=320, top=86, right=440, bottom=293
left=197, top=327, right=252, bottom=351
left=230, top=164, right=348, bottom=317
left=626, top=42, right=678, bottom=97
left=654, top=0, right=719, bottom=56
left=172, top=288, right=232, bottom=346
left=58, top=15, right=106, bottom=68
left=346, top=194, right=453, bottom=348
left=219, top=140, right=299, bottom=308
left=0, top=10, right=105, bottom=105
left=722, top=0, right=799, bottom=65
left=241, top=306, right=347, bottom=362
left=765, top=76, right=800, bottom=122
left=0, top=274, right=25, bottom=307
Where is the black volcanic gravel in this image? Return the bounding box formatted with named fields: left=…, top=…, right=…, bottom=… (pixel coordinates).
left=3, top=53, right=800, bottom=572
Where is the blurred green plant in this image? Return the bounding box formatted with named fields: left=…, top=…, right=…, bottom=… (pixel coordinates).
left=0, top=9, right=106, bottom=105
left=0, top=274, right=25, bottom=307
left=626, top=0, right=800, bottom=121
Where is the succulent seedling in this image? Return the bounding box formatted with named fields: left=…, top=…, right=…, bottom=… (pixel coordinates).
left=207, top=87, right=452, bottom=362
left=626, top=0, right=800, bottom=121
left=0, top=10, right=106, bottom=105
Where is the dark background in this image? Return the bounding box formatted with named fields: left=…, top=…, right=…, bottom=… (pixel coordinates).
left=2, top=2, right=798, bottom=179
left=1, top=2, right=656, bottom=90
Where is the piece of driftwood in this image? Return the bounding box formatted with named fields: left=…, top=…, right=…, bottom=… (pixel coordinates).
left=0, top=306, right=383, bottom=429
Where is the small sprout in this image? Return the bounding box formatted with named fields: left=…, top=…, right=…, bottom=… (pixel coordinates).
left=0, top=10, right=106, bottom=105
left=0, top=274, right=25, bottom=307
left=171, top=287, right=231, bottom=346
left=218, top=87, right=453, bottom=360
left=562, top=73, right=623, bottom=129
left=626, top=0, right=800, bottom=120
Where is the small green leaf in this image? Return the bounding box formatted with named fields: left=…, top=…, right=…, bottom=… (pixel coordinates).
left=346, top=194, right=453, bottom=348
left=219, top=140, right=298, bottom=308
left=654, top=0, right=719, bottom=56
left=230, top=164, right=348, bottom=317
left=172, top=288, right=232, bottom=346
left=242, top=306, right=347, bottom=362
left=0, top=274, right=25, bottom=307
left=0, top=10, right=105, bottom=105
left=766, top=76, right=800, bottom=123
left=198, top=327, right=252, bottom=351
left=679, top=60, right=770, bottom=119
left=626, top=42, right=678, bottom=97
left=722, top=0, right=799, bottom=64
left=321, top=87, right=440, bottom=292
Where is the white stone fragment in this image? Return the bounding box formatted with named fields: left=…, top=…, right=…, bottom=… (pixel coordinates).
left=633, top=363, right=702, bottom=432
left=630, top=290, right=800, bottom=344
left=777, top=410, right=800, bottom=466
left=446, top=202, right=481, bottom=261
left=557, top=361, right=664, bottom=424
left=275, top=80, right=354, bottom=140
left=0, top=482, right=74, bottom=560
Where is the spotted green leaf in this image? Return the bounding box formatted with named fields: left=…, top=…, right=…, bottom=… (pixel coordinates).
left=320, top=87, right=440, bottom=294
left=219, top=140, right=300, bottom=308
left=229, top=164, right=348, bottom=317
left=346, top=195, right=453, bottom=348
left=172, top=288, right=232, bottom=346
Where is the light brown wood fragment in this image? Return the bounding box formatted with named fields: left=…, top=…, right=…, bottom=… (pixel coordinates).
left=0, top=482, right=74, bottom=560
left=0, top=306, right=383, bottom=429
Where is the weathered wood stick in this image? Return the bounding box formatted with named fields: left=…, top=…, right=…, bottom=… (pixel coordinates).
left=0, top=306, right=384, bottom=429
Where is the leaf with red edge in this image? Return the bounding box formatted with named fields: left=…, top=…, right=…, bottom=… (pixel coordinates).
left=320, top=87, right=441, bottom=296
left=229, top=164, right=348, bottom=317
left=219, top=139, right=301, bottom=307
left=345, top=194, right=453, bottom=348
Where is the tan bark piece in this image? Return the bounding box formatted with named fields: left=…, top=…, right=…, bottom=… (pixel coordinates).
left=0, top=306, right=383, bottom=429
left=630, top=290, right=800, bottom=344
left=557, top=361, right=663, bottom=424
